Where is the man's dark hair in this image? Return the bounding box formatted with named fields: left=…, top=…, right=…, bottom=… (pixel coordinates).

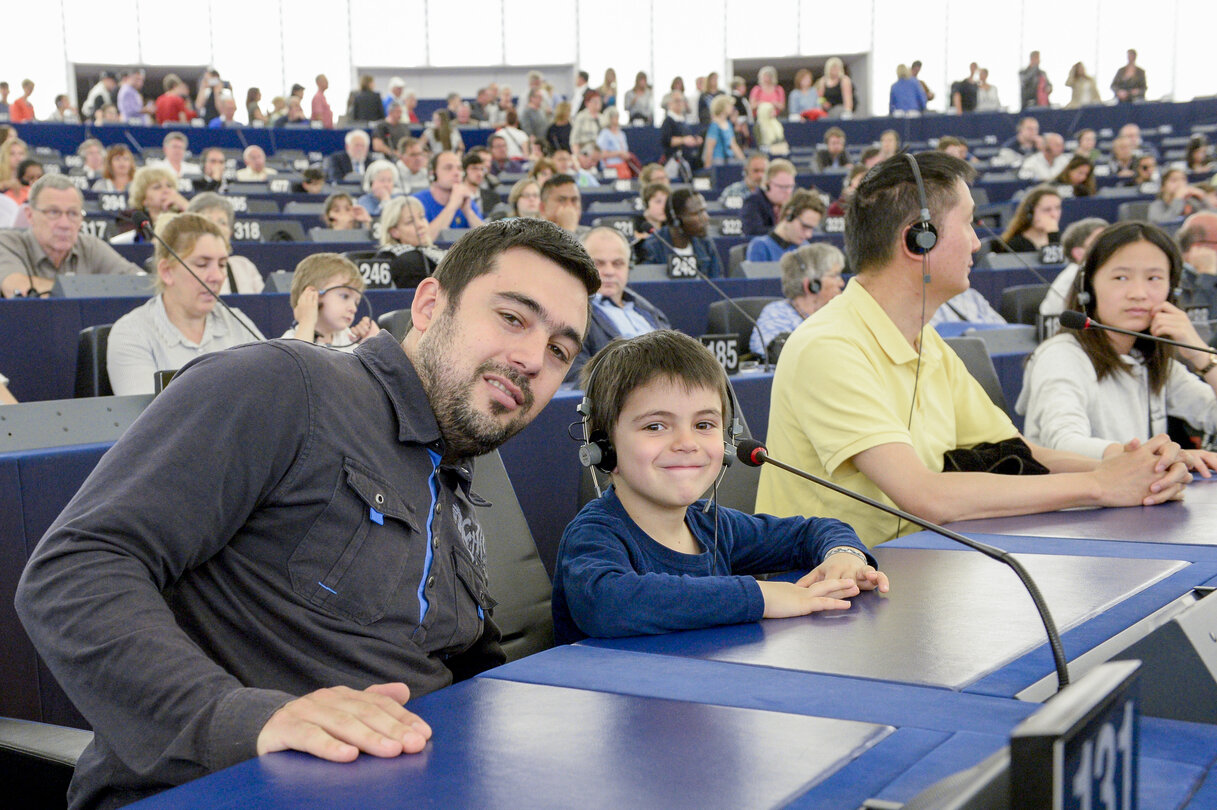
left=844, top=152, right=977, bottom=274
left=781, top=188, right=826, bottom=220
left=432, top=218, right=599, bottom=306
left=540, top=173, right=578, bottom=202
left=577, top=71, right=590, bottom=82
left=301, top=167, right=325, bottom=183
left=462, top=150, right=487, bottom=170
left=668, top=187, right=699, bottom=220
left=579, top=330, right=730, bottom=441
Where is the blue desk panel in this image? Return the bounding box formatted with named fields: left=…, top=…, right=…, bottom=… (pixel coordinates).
left=130, top=677, right=892, bottom=810
left=583, top=548, right=1204, bottom=695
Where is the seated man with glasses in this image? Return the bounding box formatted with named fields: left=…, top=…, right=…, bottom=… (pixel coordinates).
left=0, top=174, right=142, bottom=298
left=745, top=189, right=827, bottom=262
left=740, top=159, right=799, bottom=236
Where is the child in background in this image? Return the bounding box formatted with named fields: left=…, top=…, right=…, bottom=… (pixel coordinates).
left=552, top=330, right=888, bottom=643
left=282, top=254, right=380, bottom=351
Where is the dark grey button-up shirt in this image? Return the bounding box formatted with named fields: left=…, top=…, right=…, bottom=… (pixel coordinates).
left=16, top=331, right=503, bottom=809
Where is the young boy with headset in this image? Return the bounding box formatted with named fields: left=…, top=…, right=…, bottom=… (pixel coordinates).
left=551, top=330, right=888, bottom=643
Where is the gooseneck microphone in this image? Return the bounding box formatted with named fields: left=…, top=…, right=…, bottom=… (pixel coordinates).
left=737, top=438, right=1071, bottom=692
left=124, top=210, right=264, bottom=343
left=1058, top=309, right=1217, bottom=359
left=644, top=224, right=774, bottom=372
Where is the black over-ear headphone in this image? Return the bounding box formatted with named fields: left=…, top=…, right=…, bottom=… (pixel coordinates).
left=428, top=152, right=441, bottom=182
left=577, top=347, right=740, bottom=478
left=664, top=191, right=681, bottom=233
left=1075, top=262, right=1092, bottom=310
left=903, top=153, right=938, bottom=255
left=796, top=249, right=821, bottom=294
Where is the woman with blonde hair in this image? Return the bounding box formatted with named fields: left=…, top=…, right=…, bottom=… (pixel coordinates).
left=507, top=178, right=543, bottom=218
left=373, top=195, right=446, bottom=289
left=703, top=95, right=746, bottom=167
left=0, top=137, right=27, bottom=193
left=111, top=166, right=188, bottom=244
left=107, top=213, right=264, bottom=395
left=749, top=66, right=785, bottom=114
left=815, top=57, right=854, bottom=114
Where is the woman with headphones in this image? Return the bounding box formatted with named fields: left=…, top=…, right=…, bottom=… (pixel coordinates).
left=1017, top=221, right=1217, bottom=471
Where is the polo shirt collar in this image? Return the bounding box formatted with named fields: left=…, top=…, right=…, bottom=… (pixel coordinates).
left=24, top=229, right=80, bottom=273
left=844, top=280, right=934, bottom=367
left=150, top=295, right=230, bottom=349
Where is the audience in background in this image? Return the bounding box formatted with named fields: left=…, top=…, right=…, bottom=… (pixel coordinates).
left=788, top=69, right=820, bottom=117
left=155, top=132, right=200, bottom=178
left=326, top=129, right=376, bottom=183
left=815, top=58, right=853, bottom=115
left=975, top=68, right=1001, bottom=112
left=745, top=189, right=825, bottom=262
left=1040, top=217, right=1110, bottom=318
left=107, top=213, right=263, bottom=396
left=1066, top=62, right=1101, bottom=108
left=190, top=148, right=228, bottom=193
left=1018, top=132, right=1069, bottom=181
left=372, top=102, right=410, bottom=163
left=1020, top=50, right=1053, bottom=109
left=94, top=145, right=135, bottom=192
left=814, top=127, right=851, bottom=171
left=624, top=71, right=654, bottom=125
left=750, top=244, right=845, bottom=358
left=375, top=195, right=445, bottom=289
left=414, top=151, right=483, bottom=240
left=1112, top=50, right=1148, bottom=103
left=235, top=146, right=276, bottom=182
left=1052, top=155, right=1097, bottom=198
left=754, top=103, right=788, bottom=157
left=10, top=79, right=35, bottom=123
left=1149, top=168, right=1210, bottom=222
left=998, top=185, right=1062, bottom=253
left=507, top=178, right=542, bottom=219
left=890, top=64, right=927, bottom=114
left=741, top=158, right=798, bottom=236
left=546, top=101, right=574, bottom=154
left=749, top=66, right=785, bottom=115
left=356, top=160, right=403, bottom=218
left=540, top=174, right=584, bottom=235
left=154, top=74, right=196, bottom=125
left=186, top=192, right=264, bottom=294
left=0, top=175, right=141, bottom=298
left=351, top=75, right=384, bottom=122
left=322, top=192, right=371, bottom=231
left=640, top=187, right=722, bottom=277
left=110, top=166, right=188, bottom=244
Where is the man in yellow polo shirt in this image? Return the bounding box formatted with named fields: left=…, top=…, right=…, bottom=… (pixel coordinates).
left=756, top=152, right=1191, bottom=547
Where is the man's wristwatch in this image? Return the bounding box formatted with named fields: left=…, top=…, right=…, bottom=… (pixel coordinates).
left=824, top=546, right=869, bottom=564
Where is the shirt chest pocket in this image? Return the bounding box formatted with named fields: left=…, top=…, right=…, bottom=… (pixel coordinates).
left=289, top=458, right=422, bottom=625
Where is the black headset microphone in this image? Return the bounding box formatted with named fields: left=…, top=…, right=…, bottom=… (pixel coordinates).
left=736, top=438, right=1071, bottom=693
left=642, top=221, right=775, bottom=373
left=122, top=209, right=263, bottom=343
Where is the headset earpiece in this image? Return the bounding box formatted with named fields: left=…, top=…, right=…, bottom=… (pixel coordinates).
left=665, top=192, right=679, bottom=231
left=903, top=153, right=938, bottom=255
left=579, top=429, right=617, bottom=474
left=1076, top=264, right=1092, bottom=310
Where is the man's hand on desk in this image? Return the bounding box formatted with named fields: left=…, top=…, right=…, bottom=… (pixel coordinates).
left=256, top=682, right=432, bottom=762
left=1094, top=434, right=1190, bottom=506
left=1, top=271, right=52, bottom=298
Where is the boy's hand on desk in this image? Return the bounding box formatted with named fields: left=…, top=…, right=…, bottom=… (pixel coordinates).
left=801, top=554, right=890, bottom=594
left=256, top=682, right=432, bottom=762
left=758, top=579, right=857, bottom=619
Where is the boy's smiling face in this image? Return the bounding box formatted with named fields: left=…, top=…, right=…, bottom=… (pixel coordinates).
left=610, top=378, right=725, bottom=516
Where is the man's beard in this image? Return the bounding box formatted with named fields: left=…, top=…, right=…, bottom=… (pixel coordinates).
left=414, top=308, right=537, bottom=462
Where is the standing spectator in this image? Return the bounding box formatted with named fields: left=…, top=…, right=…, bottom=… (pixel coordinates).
left=891, top=64, right=927, bottom=114
left=910, top=61, right=935, bottom=103
left=245, top=88, right=266, bottom=125
left=351, top=75, right=384, bottom=122
left=413, top=151, right=484, bottom=240
left=1019, top=132, right=1070, bottom=181
left=208, top=93, right=239, bottom=128
left=81, top=71, right=117, bottom=118
left=658, top=95, right=702, bottom=179
left=702, top=95, right=745, bottom=168
left=422, top=109, right=465, bottom=155
left=697, top=72, right=722, bottom=125
left=546, top=102, right=574, bottom=154
left=624, top=71, right=653, bottom=125
left=1112, top=49, right=1147, bottom=102
left=1066, top=62, right=1101, bottom=108
left=396, top=137, right=430, bottom=192
left=597, top=68, right=617, bottom=108
left=741, top=158, right=798, bottom=236
left=814, top=127, right=851, bottom=171
left=949, top=63, right=979, bottom=114
left=749, top=66, right=786, bottom=115
left=93, top=145, right=136, bottom=193
left=660, top=76, right=689, bottom=113
left=815, top=58, right=853, bottom=115
left=10, top=79, right=35, bottom=123
left=520, top=88, right=552, bottom=146
left=311, top=74, right=333, bottom=128
left=155, top=75, right=196, bottom=125
left=117, top=70, right=150, bottom=124
left=236, top=145, right=277, bottom=181
left=383, top=76, right=406, bottom=116
left=1020, top=50, right=1052, bottom=109
left=789, top=69, right=820, bottom=117
left=596, top=108, right=631, bottom=178
left=401, top=88, right=420, bottom=123
left=975, top=68, right=1001, bottom=112
left=194, top=69, right=225, bottom=121
left=570, top=72, right=590, bottom=114
left=570, top=92, right=603, bottom=154
left=49, top=94, right=80, bottom=123
left=0, top=83, right=8, bottom=117
left=372, top=102, right=410, bottom=162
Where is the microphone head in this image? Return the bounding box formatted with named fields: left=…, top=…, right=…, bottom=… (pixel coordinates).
left=736, top=438, right=766, bottom=467
left=1058, top=310, right=1090, bottom=330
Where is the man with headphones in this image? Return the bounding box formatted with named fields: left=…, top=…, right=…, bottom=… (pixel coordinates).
left=639, top=187, right=724, bottom=277
left=744, top=188, right=826, bottom=262
left=412, top=150, right=484, bottom=242
left=757, top=152, right=1192, bottom=547
left=740, top=158, right=798, bottom=236
left=567, top=226, right=672, bottom=381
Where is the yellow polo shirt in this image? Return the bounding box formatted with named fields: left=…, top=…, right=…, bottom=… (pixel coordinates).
left=755, top=280, right=1017, bottom=546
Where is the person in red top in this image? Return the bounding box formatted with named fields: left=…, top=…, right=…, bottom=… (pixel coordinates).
left=155, top=75, right=196, bottom=125
left=311, top=74, right=334, bottom=129
left=9, top=80, right=35, bottom=123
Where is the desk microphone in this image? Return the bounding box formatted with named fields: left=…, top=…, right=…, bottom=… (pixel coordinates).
left=736, top=438, right=1071, bottom=692
left=642, top=224, right=773, bottom=372
left=121, top=210, right=264, bottom=343
left=1058, top=310, right=1217, bottom=359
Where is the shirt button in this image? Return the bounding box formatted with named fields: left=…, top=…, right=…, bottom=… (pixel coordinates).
left=434, top=501, right=441, bottom=515
left=426, top=576, right=435, bottom=589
